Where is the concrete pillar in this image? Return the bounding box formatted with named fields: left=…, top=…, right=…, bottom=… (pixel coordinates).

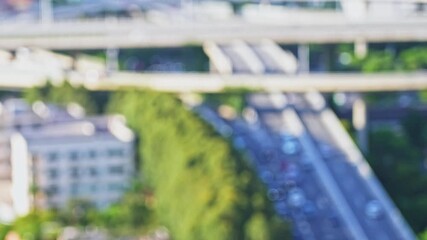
left=355, top=39, right=368, bottom=59
left=353, top=98, right=368, bottom=154
left=106, top=48, right=119, bottom=74
left=40, top=0, right=53, bottom=25
left=298, top=44, right=310, bottom=74
left=340, top=0, right=368, bottom=22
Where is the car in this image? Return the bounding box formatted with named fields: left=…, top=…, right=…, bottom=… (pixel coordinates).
left=274, top=201, right=288, bottom=216
left=242, top=107, right=258, bottom=124
left=267, top=188, right=285, bottom=201
left=280, top=134, right=301, bottom=155
left=233, top=136, right=246, bottom=149
left=274, top=201, right=288, bottom=213
left=287, top=188, right=305, bottom=208
left=286, top=163, right=300, bottom=179
left=303, top=201, right=316, bottom=217
left=261, top=149, right=276, bottom=163
left=260, top=170, right=274, bottom=184
left=276, top=163, right=300, bottom=187
left=300, top=155, right=313, bottom=171
left=365, top=200, right=383, bottom=219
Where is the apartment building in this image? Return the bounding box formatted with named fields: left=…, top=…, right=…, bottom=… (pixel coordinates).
left=0, top=99, right=135, bottom=219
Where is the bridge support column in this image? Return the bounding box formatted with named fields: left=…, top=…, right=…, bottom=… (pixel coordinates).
left=355, top=39, right=368, bottom=59
left=40, top=0, right=53, bottom=25
left=353, top=98, right=368, bottom=154
left=298, top=44, right=310, bottom=73
left=106, top=48, right=119, bottom=75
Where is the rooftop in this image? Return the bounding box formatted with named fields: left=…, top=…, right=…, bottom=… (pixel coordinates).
left=0, top=99, right=134, bottom=143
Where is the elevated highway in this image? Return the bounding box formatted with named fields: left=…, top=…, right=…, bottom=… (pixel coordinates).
left=1, top=17, right=427, bottom=50
left=203, top=40, right=415, bottom=239
left=1, top=71, right=427, bottom=93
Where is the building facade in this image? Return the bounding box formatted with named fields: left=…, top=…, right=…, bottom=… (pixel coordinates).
left=0, top=99, right=135, bottom=220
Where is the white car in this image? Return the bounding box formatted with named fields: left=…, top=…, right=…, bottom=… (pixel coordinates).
left=287, top=188, right=306, bottom=208
left=365, top=200, right=383, bottom=220
left=281, top=134, right=300, bottom=155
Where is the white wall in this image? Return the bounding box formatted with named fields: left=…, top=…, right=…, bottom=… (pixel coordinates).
left=10, top=133, right=31, bottom=217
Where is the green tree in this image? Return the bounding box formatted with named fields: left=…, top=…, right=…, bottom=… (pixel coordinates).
left=59, top=199, right=97, bottom=227
left=108, top=90, right=290, bottom=240
left=11, top=211, right=59, bottom=240
left=402, top=111, right=427, bottom=149
left=97, top=183, right=156, bottom=236
left=368, top=129, right=427, bottom=232
left=0, top=224, right=11, bottom=240
left=399, top=47, right=427, bottom=71
left=419, top=229, right=427, bottom=240
left=24, top=82, right=97, bottom=114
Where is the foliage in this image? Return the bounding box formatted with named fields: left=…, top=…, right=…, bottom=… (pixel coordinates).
left=337, top=45, right=427, bottom=73
left=20, top=84, right=290, bottom=239
left=108, top=90, right=290, bottom=240
left=203, top=88, right=254, bottom=114
left=367, top=129, right=427, bottom=233
left=360, top=51, right=395, bottom=72
left=57, top=199, right=98, bottom=227
left=0, top=224, right=11, bottom=240
left=96, top=182, right=157, bottom=236
left=11, top=211, right=60, bottom=240
left=398, top=47, right=427, bottom=71
left=420, top=230, right=427, bottom=240
left=402, top=110, right=427, bottom=150
left=24, top=81, right=103, bottom=113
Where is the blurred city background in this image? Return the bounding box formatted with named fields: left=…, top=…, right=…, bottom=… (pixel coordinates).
left=0, top=0, right=427, bottom=239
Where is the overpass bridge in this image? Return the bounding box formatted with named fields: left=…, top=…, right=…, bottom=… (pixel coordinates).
left=198, top=39, right=416, bottom=240
left=0, top=15, right=427, bottom=50
left=1, top=70, right=427, bottom=93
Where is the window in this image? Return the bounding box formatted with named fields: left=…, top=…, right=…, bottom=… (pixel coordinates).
left=70, top=167, right=79, bottom=178
left=108, top=183, right=124, bottom=192
left=89, top=167, right=98, bottom=177
left=88, top=150, right=97, bottom=159
left=109, top=166, right=124, bottom=175
left=45, top=185, right=59, bottom=197
left=48, top=169, right=59, bottom=179
left=70, top=183, right=79, bottom=196
left=90, top=184, right=98, bottom=193
left=69, top=151, right=79, bottom=161
left=48, top=152, right=59, bottom=162
left=108, top=149, right=124, bottom=158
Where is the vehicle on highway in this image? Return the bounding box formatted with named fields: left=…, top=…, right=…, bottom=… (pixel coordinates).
left=274, top=200, right=289, bottom=217
left=267, top=188, right=285, bottom=201
left=261, top=149, right=276, bottom=163
left=260, top=170, right=274, bottom=184
left=277, top=163, right=300, bottom=188
left=303, top=201, right=317, bottom=217
left=232, top=136, right=246, bottom=149
left=280, top=133, right=301, bottom=155
left=287, top=187, right=306, bottom=208
left=365, top=200, right=383, bottom=220
left=300, top=154, right=313, bottom=171
left=243, top=107, right=258, bottom=124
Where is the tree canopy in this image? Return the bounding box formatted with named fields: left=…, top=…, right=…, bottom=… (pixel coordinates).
left=108, top=90, right=290, bottom=240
